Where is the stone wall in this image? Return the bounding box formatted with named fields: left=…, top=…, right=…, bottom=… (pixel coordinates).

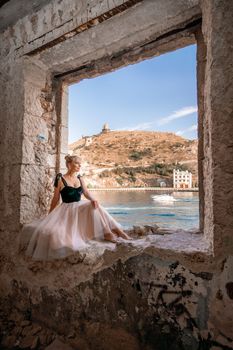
left=201, top=0, right=233, bottom=257
left=1, top=238, right=233, bottom=349
left=0, top=0, right=233, bottom=349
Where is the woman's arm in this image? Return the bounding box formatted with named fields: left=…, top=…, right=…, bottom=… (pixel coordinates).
left=49, top=183, right=61, bottom=213
left=79, top=177, right=99, bottom=208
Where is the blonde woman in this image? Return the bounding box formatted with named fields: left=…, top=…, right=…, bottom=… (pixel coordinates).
left=21, top=155, right=131, bottom=260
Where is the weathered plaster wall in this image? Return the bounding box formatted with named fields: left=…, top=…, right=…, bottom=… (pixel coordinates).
left=19, top=61, right=69, bottom=224
left=195, top=27, right=206, bottom=234
left=0, top=0, right=233, bottom=349
left=0, top=61, right=24, bottom=234
left=0, top=0, right=200, bottom=59
left=1, top=241, right=233, bottom=349
left=37, top=0, right=200, bottom=76
left=201, top=0, right=233, bottom=257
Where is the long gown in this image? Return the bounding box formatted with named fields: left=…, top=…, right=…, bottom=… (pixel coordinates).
left=20, top=174, right=122, bottom=260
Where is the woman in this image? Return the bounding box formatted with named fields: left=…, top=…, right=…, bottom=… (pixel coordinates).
left=20, top=155, right=131, bottom=260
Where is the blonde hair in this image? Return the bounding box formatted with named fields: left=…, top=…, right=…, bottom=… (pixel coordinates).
left=64, top=154, right=81, bottom=168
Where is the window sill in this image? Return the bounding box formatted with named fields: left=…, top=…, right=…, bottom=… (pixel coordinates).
left=20, top=229, right=212, bottom=288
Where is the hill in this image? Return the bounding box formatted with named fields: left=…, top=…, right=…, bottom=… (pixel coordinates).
left=69, top=130, right=198, bottom=188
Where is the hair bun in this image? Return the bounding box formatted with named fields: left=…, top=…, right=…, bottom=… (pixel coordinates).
left=64, top=154, right=81, bottom=168
left=65, top=154, right=71, bottom=160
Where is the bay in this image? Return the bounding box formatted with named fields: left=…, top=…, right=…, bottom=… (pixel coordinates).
left=91, top=190, right=199, bottom=230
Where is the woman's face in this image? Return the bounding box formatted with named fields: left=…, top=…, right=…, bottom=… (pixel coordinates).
left=69, top=159, right=81, bottom=172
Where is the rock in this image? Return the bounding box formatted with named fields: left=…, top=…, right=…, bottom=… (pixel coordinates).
left=31, top=336, right=39, bottom=350
left=144, top=224, right=159, bottom=234
left=1, top=334, right=18, bottom=348
left=67, top=331, right=75, bottom=339
left=22, top=325, right=33, bottom=337
left=46, top=332, right=55, bottom=345
left=69, top=337, right=90, bottom=350
left=30, top=324, right=42, bottom=336
left=155, top=228, right=174, bottom=235
left=19, top=335, right=38, bottom=349
left=66, top=253, right=86, bottom=264
left=132, top=224, right=160, bottom=236
left=87, top=322, right=101, bottom=336
left=86, top=325, right=141, bottom=350
left=21, top=320, right=32, bottom=327
left=133, top=225, right=147, bottom=236
left=44, top=338, right=74, bottom=350
left=12, top=325, right=23, bottom=336
left=9, top=311, right=24, bottom=323
left=39, top=331, right=48, bottom=346
left=39, top=330, right=55, bottom=346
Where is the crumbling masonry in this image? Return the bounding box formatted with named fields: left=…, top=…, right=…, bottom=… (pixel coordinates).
left=0, top=0, right=233, bottom=349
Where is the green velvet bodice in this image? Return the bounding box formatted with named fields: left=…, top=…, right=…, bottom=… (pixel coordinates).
left=54, top=173, right=83, bottom=203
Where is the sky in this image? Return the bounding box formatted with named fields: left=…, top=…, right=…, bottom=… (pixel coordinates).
left=68, top=44, right=197, bottom=144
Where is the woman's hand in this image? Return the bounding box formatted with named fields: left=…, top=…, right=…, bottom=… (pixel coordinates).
left=91, top=200, right=99, bottom=209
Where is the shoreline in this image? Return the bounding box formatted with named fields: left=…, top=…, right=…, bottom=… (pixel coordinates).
left=90, top=187, right=199, bottom=192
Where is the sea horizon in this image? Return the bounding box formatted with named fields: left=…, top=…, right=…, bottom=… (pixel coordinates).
left=90, top=187, right=199, bottom=191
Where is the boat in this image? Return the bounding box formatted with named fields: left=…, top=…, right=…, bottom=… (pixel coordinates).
left=151, top=194, right=176, bottom=202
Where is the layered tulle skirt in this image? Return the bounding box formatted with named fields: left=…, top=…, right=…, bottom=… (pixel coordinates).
left=20, top=200, right=122, bottom=260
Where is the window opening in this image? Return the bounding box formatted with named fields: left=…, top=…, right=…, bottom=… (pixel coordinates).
left=68, top=45, right=198, bottom=231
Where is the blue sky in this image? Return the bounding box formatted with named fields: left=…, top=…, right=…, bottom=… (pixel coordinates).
left=68, top=44, right=197, bottom=144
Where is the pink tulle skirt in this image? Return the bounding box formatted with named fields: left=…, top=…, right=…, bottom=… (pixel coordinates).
left=20, top=200, right=122, bottom=260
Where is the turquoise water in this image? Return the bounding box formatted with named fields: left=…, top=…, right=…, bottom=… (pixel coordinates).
left=91, top=191, right=199, bottom=230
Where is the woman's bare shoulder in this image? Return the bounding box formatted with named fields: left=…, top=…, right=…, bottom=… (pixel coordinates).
left=54, top=173, right=63, bottom=188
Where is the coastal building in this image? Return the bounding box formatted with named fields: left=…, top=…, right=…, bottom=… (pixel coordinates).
left=173, top=169, right=192, bottom=189
left=83, top=136, right=93, bottom=146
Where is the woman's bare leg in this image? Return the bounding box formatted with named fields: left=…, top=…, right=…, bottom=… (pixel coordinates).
left=112, top=228, right=132, bottom=240
left=104, top=232, right=117, bottom=243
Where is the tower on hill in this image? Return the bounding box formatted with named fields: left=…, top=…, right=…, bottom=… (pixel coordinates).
left=101, top=123, right=110, bottom=133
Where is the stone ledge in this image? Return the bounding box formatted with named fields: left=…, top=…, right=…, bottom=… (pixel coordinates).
left=17, top=228, right=212, bottom=291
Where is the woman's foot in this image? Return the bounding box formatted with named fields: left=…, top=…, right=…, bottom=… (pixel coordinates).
left=112, top=229, right=132, bottom=240
left=104, top=232, right=117, bottom=243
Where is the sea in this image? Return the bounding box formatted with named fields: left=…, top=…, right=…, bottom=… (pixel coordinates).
left=91, top=190, right=199, bottom=230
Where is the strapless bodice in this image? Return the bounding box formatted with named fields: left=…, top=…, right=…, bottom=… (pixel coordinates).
left=60, top=185, right=83, bottom=203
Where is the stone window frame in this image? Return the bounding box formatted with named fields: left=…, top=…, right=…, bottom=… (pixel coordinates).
left=49, top=25, right=208, bottom=251
left=20, top=1, right=224, bottom=260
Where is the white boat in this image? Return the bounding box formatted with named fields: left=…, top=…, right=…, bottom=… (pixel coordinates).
left=151, top=194, right=177, bottom=202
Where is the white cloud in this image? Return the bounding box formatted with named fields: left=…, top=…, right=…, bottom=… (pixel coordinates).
left=128, top=122, right=153, bottom=131
left=176, top=124, right=197, bottom=136
left=116, top=106, right=198, bottom=132
left=116, top=122, right=153, bottom=131
left=157, top=106, right=198, bottom=126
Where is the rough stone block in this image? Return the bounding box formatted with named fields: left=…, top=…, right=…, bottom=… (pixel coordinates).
left=60, top=126, right=68, bottom=154
left=23, top=113, right=49, bottom=139
left=24, top=82, right=45, bottom=117
left=44, top=338, right=74, bottom=350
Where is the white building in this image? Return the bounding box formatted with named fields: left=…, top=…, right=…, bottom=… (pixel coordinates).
left=84, top=136, right=93, bottom=146
left=173, top=169, right=192, bottom=189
